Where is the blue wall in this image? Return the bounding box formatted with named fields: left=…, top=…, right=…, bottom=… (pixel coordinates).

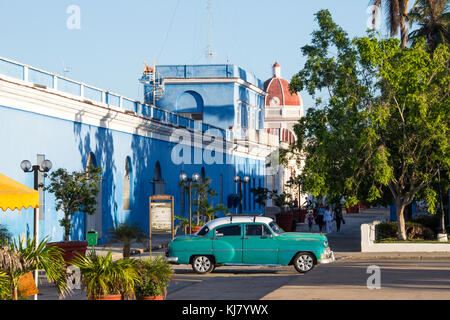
left=0, top=105, right=265, bottom=243
left=143, top=64, right=265, bottom=131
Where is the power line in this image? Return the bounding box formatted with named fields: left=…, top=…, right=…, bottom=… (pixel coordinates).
left=157, top=0, right=181, bottom=62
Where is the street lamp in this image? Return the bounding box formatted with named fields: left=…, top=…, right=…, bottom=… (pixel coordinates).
left=234, top=175, right=250, bottom=214
left=180, top=171, right=199, bottom=234
left=20, top=158, right=52, bottom=300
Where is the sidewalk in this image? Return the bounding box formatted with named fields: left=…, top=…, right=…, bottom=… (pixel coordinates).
left=296, top=207, right=450, bottom=261
left=91, top=233, right=172, bottom=260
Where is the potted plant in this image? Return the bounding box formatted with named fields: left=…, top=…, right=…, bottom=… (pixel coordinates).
left=42, top=166, right=102, bottom=265
left=250, top=187, right=275, bottom=212
left=106, top=222, right=147, bottom=258
left=71, top=250, right=139, bottom=300
left=273, top=192, right=295, bottom=232
left=174, top=216, right=204, bottom=235
left=135, top=256, right=173, bottom=300
left=0, top=236, right=70, bottom=300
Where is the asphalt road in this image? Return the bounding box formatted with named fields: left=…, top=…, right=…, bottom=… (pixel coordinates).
left=167, top=260, right=450, bottom=300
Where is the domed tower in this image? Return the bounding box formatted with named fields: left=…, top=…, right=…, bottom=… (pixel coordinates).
left=264, top=62, right=306, bottom=208
left=264, top=62, right=304, bottom=145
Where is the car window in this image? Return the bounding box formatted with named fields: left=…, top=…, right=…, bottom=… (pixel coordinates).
left=245, top=224, right=262, bottom=236
left=269, top=221, right=284, bottom=234
left=245, top=224, right=273, bottom=236
left=263, top=225, right=272, bottom=235
left=197, top=226, right=209, bottom=236
left=215, top=224, right=241, bottom=236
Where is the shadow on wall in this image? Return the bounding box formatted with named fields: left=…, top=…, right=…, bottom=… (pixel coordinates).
left=73, top=111, right=118, bottom=243
left=129, top=124, right=154, bottom=234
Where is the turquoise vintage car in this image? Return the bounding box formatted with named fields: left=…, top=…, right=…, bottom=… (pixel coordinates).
left=166, top=215, right=335, bottom=274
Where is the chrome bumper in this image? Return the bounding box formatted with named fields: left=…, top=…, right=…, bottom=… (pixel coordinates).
left=166, top=256, right=178, bottom=263
left=318, top=251, right=335, bottom=264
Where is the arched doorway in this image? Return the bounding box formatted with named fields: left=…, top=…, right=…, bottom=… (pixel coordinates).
left=86, top=152, right=103, bottom=238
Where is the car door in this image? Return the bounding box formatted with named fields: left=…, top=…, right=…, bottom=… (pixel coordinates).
left=212, top=224, right=243, bottom=264
left=242, top=223, right=278, bottom=265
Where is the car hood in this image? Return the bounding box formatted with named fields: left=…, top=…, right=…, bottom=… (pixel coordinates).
left=276, top=232, right=327, bottom=242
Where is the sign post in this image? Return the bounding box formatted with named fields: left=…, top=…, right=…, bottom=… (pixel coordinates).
left=149, top=195, right=174, bottom=257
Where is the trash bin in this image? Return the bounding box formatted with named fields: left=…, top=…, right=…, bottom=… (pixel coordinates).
left=86, top=230, right=98, bottom=246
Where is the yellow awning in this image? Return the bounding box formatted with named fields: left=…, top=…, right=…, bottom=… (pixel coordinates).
left=0, top=173, right=39, bottom=211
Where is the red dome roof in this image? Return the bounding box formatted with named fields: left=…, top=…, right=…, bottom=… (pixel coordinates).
left=264, top=77, right=301, bottom=107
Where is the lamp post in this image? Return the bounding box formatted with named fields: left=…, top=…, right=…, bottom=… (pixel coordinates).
left=180, top=172, right=200, bottom=234
left=20, top=159, right=52, bottom=300
left=234, top=175, right=250, bottom=214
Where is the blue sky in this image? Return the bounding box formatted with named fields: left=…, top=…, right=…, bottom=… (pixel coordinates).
left=0, top=1, right=402, bottom=109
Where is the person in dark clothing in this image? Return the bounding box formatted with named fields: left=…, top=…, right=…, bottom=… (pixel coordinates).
left=316, top=206, right=325, bottom=232
left=333, top=205, right=345, bottom=232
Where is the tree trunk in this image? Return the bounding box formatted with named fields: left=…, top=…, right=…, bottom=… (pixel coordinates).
left=13, top=286, right=18, bottom=300
left=123, top=243, right=131, bottom=258
left=399, top=0, right=409, bottom=49
left=396, top=201, right=408, bottom=240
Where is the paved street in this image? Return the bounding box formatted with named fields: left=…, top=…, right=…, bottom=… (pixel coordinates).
left=34, top=208, right=450, bottom=300
left=165, top=260, right=450, bottom=300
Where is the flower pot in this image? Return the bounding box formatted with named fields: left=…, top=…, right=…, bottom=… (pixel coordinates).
left=275, top=212, right=294, bottom=232
left=136, top=296, right=165, bottom=300
left=346, top=205, right=360, bottom=214
left=49, top=241, right=88, bottom=265
left=89, top=294, right=122, bottom=300
left=191, top=226, right=203, bottom=234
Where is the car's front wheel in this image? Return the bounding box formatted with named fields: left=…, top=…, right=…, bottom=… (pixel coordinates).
left=293, top=252, right=315, bottom=273
left=191, top=255, right=215, bottom=274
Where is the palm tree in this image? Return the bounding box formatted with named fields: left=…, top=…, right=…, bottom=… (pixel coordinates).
left=106, top=222, right=147, bottom=258
left=0, top=237, right=70, bottom=300
left=408, top=0, right=450, bottom=52
left=371, top=0, right=411, bottom=48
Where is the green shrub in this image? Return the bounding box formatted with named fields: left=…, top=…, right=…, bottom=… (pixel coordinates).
left=0, top=225, right=11, bottom=246
left=135, top=256, right=173, bottom=297
left=376, top=221, right=435, bottom=241
left=411, top=214, right=441, bottom=232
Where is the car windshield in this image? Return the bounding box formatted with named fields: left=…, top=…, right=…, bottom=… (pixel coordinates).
left=197, top=226, right=209, bottom=236
left=269, top=221, right=284, bottom=234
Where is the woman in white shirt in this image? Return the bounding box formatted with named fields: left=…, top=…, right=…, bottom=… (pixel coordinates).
left=324, top=206, right=333, bottom=234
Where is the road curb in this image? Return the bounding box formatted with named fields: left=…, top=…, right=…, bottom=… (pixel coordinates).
left=336, top=252, right=450, bottom=261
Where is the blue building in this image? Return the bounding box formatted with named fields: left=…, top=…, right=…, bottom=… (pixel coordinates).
left=0, top=57, right=278, bottom=244
left=143, top=64, right=265, bottom=132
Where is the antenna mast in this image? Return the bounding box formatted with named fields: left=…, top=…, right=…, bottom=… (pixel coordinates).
left=206, top=0, right=215, bottom=63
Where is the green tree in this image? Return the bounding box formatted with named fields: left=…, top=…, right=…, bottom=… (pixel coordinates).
left=290, top=10, right=449, bottom=240
left=408, top=0, right=450, bottom=52
left=43, top=166, right=102, bottom=242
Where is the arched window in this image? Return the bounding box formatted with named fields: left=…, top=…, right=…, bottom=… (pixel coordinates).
left=86, top=152, right=102, bottom=238
left=154, top=161, right=162, bottom=181
left=176, top=90, right=204, bottom=120
left=123, top=157, right=132, bottom=210
left=153, top=161, right=165, bottom=195
left=86, top=152, right=97, bottom=170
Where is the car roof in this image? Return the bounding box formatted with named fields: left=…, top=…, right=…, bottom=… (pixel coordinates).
left=205, top=216, right=274, bottom=230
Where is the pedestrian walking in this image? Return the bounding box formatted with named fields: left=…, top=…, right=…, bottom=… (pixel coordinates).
left=333, top=205, right=345, bottom=232
left=324, top=206, right=333, bottom=234
left=316, top=206, right=325, bottom=232
left=306, top=211, right=315, bottom=232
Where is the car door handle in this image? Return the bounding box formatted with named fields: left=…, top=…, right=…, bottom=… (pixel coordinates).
left=242, top=237, right=249, bottom=239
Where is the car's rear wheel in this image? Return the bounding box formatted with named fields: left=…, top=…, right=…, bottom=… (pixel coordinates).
left=293, top=252, right=315, bottom=273
left=191, top=255, right=215, bottom=274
